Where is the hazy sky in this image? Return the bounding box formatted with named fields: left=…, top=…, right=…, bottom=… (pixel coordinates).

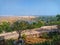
left=0, top=0, right=60, bottom=16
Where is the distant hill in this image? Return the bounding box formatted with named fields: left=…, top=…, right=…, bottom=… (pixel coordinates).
left=0, top=16, right=36, bottom=23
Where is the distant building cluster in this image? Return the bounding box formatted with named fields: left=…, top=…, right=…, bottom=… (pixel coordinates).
left=0, top=16, right=36, bottom=23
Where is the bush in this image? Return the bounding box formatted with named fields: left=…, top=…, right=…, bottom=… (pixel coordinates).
left=22, top=34, right=27, bottom=39
left=40, top=32, right=49, bottom=39
left=6, top=39, right=14, bottom=45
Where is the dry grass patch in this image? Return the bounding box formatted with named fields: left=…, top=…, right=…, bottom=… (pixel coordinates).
left=25, top=37, right=46, bottom=44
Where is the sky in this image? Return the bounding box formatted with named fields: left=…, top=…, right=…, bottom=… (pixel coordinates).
left=0, top=0, right=60, bottom=16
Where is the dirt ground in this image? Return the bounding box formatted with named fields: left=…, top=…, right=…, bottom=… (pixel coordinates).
left=25, top=37, right=47, bottom=44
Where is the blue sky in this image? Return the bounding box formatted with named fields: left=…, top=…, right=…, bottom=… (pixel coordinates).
left=0, top=0, right=60, bottom=16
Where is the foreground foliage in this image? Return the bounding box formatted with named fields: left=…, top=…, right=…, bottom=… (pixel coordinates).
left=5, top=31, right=60, bottom=45
left=33, top=31, right=60, bottom=45
left=0, top=20, right=44, bottom=33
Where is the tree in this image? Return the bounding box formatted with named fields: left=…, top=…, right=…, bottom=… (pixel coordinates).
left=37, top=20, right=45, bottom=27
left=13, top=20, right=29, bottom=30
left=28, top=20, right=45, bottom=29
left=0, top=25, right=3, bottom=33
left=1, top=22, right=12, bottom=32
left=56, top=14, right=60, bottom=29
left=12, top=20, right=30, bottom=39
left=56, top=14, right=60, bottom=21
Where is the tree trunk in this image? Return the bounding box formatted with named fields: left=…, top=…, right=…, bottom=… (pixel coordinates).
left=17, top=30, right=22, bottom=40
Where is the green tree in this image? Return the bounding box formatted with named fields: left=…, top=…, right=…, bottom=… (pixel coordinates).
left=37, top=20, right=45, bottom=27
left=0, top=25, right=3, bottom=33
left=30, top=20, right=45, bottom=28
left=2, top=22, right=12, bottom=32
left=56, top=14, right=60, bottom=21
left=13, top=20, right=29, bottom=30
left=13, top=20, right=30, bottom=39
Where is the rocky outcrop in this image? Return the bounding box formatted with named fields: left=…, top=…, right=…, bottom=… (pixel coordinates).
left=0, top=25, right=58, bottom=39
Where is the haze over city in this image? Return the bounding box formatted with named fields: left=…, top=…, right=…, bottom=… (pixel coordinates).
left=0, top=0, right=60, bottom=16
